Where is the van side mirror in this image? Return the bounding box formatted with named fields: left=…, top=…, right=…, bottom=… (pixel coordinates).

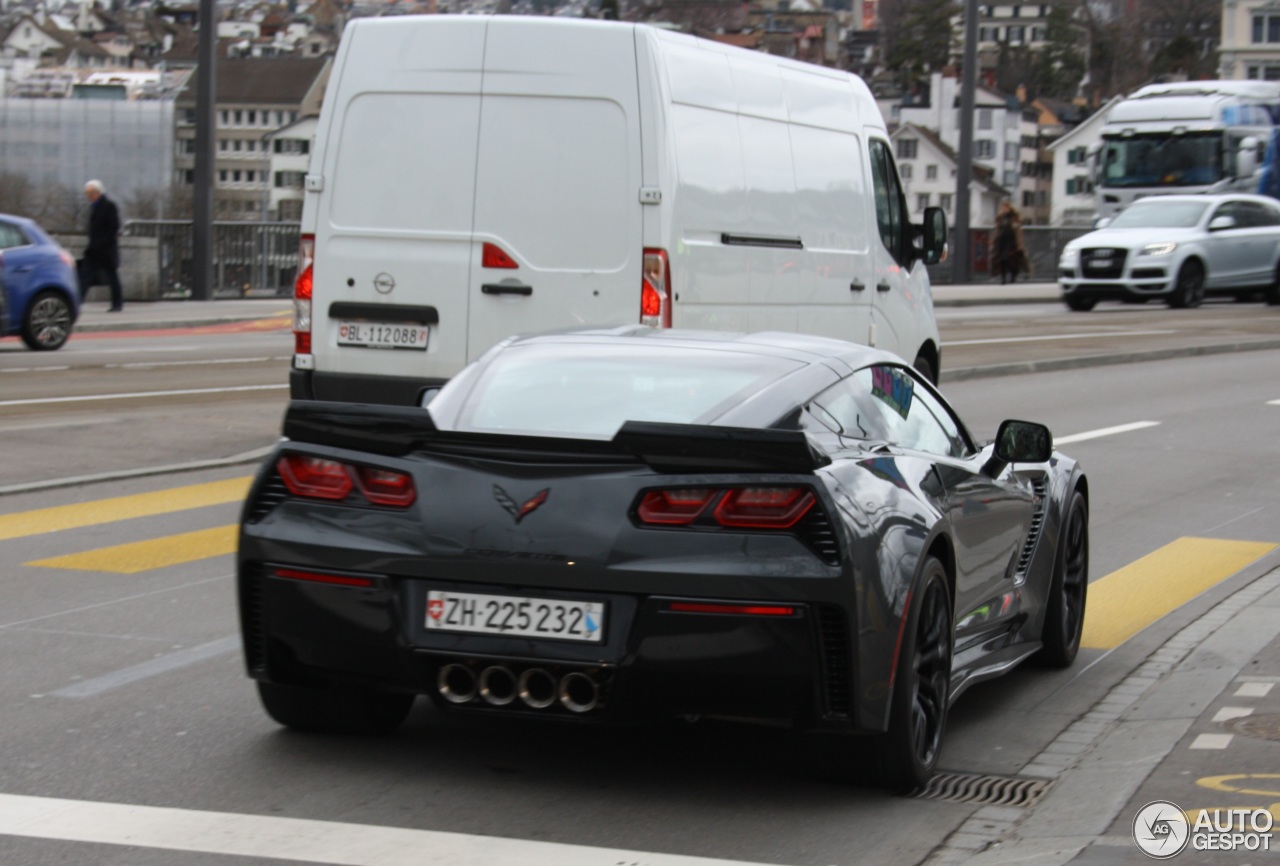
left=921, top=206, right=948, bottom=265
left=1238, top=137, right=1260, bottom=179
left=983, top=419, right=1053, bottom=476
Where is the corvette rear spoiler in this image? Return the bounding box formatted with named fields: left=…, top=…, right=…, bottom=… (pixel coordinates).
left=282, top=401, right=830, bottom=474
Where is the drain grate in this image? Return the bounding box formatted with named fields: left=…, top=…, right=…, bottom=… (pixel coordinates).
left=913, top=771, right=1053, bottom=807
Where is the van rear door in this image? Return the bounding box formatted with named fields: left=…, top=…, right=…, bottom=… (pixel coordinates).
left=312, top=18, right=487, bottom=386
left=469, top=20, right=644, bottom=357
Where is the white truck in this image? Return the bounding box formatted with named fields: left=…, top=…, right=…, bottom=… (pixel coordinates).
left=288, top=16, right=947, bottom=406
left=1093, top=80, right=1280, bottom=221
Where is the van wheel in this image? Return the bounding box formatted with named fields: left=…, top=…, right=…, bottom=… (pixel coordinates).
left=912, top=353, right=937, bottom=385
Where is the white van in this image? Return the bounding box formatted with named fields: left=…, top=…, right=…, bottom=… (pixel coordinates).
left=290, top=16, right=947, bottom=405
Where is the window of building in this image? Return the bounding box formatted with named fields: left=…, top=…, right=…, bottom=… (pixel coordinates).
left=1253, top=14, right=1280, bottom=43
left=978, top=109, right=993, bottom=130
left=219, top=110, right=229, bottom=126
left=940, top=193, right=953, bottom=213
left=925, top=164, right=938, bottom=180
left=1008, top=25, right=1025, bottom=43
left=1005, top=142, right=1019, bottom=161
left=1003, top=170, right=1018, bottom=186
left=218, top=170, right=228, bottom=183
left=234, top=110, right=243, bottom=125
left=1022, top=191, right=1034, bottom=207
left=246, top=140, right=256, bottom=152
left=897, top=138, right=918, bottom=160
left=233, top=170, right=242, bottom=182
left=900, top=164, right=913, bottom=180
left=976, top=140, right=995, bottom=159
left=182, top=108, right=196, bottom=125
left=182, top=169, right=194, bottom=185
left=916, top=193, right=930, bottom=211
left=247, top=110, right=256, bottom=124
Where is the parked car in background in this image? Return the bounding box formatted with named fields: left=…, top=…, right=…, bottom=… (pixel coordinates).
left=0, top=213, right=79, bottom=350
left=239, top=328, right=1089, bottom=791
left=1059, top=194, right=1280, bottom=311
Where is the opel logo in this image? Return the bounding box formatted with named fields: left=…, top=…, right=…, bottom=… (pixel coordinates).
left=373, top=272, right=396, bottom=294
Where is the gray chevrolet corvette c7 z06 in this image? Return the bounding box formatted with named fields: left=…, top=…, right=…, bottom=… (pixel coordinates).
left=237, top=328, right=1089, bottom=791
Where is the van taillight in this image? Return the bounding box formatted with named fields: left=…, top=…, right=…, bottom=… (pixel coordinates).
left=294, top=234, right=315, bottom=355
left=641, top=248, right=671, bottom=328
left=482, top=242, right=518, bottom=269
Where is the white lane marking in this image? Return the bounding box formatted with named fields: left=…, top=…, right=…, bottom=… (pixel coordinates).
left=1055, top=421, right=1161, bottom=445
left=71, top=346, right=201, bottom=355
left=0, top=793, right=771, bottom=866
left=1189, top=734, right=1233, bottom=750
left=1, top=575, right=228, bottom=632
left=110, top=357, right=273, bottom=369
left=1235, top=682, right=1275, bottom=698
left=1211, top=707, right=1254, bottom=723
left=0, top=417, right=118, bottom=434
left=49, top=636, right=241, bottom=698
left=1269, top=399, right=1280, bottom=406
left=943, top=330, right=1177, bottom=347
left=1, top=366, right=70, bottom=374
left=0, top=384, right=288, bottom=407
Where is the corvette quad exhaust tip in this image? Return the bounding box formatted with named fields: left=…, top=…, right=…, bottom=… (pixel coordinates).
left=437, top=663, right=477, bottom=704
left=558, top=671, right=600, bottom=714
left=517, top=668, right=557, bottom=709
left=479, top=666, right=517, bottom=706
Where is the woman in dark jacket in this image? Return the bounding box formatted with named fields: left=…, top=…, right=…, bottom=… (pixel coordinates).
left=992, top=200, right=1030, bottom=284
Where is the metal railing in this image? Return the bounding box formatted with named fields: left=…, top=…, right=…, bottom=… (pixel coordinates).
left=122, top=221, right=1091, bottom=297
left=123, top=220, right=300, bottom=298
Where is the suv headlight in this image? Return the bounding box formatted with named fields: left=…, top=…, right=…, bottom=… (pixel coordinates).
left=1139, top=242, right=1177, bottom=256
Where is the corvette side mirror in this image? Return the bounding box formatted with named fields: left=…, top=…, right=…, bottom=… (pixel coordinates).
left=984, top=419, right=1053, bottom=476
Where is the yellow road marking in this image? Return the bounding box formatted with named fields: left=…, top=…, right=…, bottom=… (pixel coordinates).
left=0, top=478, right=251, bottom=541
left=26, top=526, right=237, bottom=574
left=1198, top=775, right=1280, bottom=798
left=1080, top=537, right=1277, bottom=650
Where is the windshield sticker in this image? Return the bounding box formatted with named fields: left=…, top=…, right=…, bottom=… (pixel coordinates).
left=871, top=366, right=914, bottom=421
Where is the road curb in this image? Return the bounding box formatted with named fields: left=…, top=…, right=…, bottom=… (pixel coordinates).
left=921, top=552, right=1280, bottom=866
left=941, top=338, right=1280, bottom=383
left=73, top=316, right=285, bottom=334
left=0, top=445, right=276, bottom=497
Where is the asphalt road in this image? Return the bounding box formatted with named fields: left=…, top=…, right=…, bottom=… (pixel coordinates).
left=0, top=310, right=1277, bottom=864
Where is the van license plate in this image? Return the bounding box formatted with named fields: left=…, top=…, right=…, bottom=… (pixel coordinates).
left=426, top=590, right=605, bottom=643
left=336, top=321, right=429, bottom=350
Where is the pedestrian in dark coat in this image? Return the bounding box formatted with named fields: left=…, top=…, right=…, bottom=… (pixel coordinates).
left=992, top=200, right=1030, bottom=284
left=80, top=179, right=124, bottom=311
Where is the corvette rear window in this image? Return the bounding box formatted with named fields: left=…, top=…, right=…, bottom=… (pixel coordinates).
left=454, top=344, right=802, bottom=438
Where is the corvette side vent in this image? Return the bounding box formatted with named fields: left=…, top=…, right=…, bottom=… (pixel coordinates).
left=1014, top=478, right=1049, bottom=579
left=817, top=605, right=852, bottom=717
left=246, top=474, right=289, bottom=523
left=797, top=509, right=841, bottom=566
left=240, top=566, right=268, bottom=674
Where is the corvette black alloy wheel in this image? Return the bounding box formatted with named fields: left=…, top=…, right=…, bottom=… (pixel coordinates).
left=871, top=557, right=952, bottom=792
left=1038, top=491, right=1089, bottom=668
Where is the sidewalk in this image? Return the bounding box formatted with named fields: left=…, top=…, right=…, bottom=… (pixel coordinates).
left=71, top=282, right=1060, bottom=334
left=924, top=554, right=1280, bottom=866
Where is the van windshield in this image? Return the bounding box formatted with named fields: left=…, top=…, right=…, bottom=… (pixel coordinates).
left=454, top=344, right=802, bottom=438
left=1099, top=133, right=1223, bottom=188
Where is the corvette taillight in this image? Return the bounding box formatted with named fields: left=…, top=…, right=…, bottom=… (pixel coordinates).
left=277, top=455, right=351, bottom=500
left=635, top=486, right=815, bottom=530
left=276, top=454, right=415, bottom=507
left=715, top=487, right=815, bottom=529
left=353, top=466, right=417, bottom=507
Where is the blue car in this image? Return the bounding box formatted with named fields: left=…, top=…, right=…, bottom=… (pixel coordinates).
left=0, top=213, right=80, bottom=350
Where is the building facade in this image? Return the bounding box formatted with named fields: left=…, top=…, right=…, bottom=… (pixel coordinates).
left=1221, top=0, right=1280, bottom=80
left=174, top=57, right=330, bottom=220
